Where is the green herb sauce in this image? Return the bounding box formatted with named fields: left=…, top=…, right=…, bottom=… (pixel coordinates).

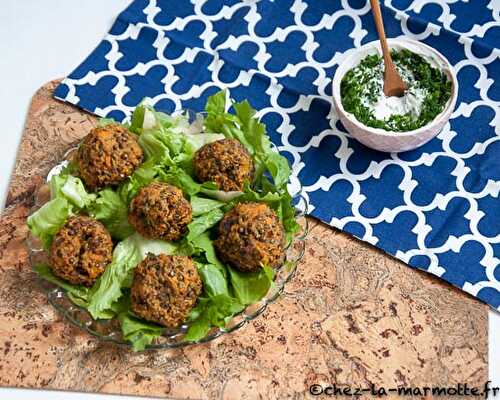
left=340, top=49, right=451, bottom=132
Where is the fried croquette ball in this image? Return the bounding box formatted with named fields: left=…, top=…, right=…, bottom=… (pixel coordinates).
left=49, top=215, right=113, bottom=286
left=128, top=182, right=192, bottom=241
left=130, top=254, right=202, bottom=328
left=76, top=124, right=143, bottom=190
left=193, top=138, right=254, bottom=191
left=214, top=202, right=285, bottom=272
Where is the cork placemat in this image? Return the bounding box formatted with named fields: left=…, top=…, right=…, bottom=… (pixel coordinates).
left=0, top=80, right=488, bottom=399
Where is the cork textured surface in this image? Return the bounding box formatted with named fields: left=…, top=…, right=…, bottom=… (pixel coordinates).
left=0, top=81, right=488, bottom=399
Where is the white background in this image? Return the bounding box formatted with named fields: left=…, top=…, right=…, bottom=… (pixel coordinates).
left=0, top=1, right=498, bottom=398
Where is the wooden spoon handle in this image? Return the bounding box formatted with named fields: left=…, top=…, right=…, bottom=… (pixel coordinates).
left=369, top=0, right=393, bottom=69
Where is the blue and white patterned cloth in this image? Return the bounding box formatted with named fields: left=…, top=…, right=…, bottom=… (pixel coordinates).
left=54, top=0, right=500, bottom=310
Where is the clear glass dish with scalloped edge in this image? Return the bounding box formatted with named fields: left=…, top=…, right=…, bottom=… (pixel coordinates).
left=27, top=141, right=309, bottom=350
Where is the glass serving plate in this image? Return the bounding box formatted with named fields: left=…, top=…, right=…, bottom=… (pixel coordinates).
left=27, top=147, right=309, bottom=350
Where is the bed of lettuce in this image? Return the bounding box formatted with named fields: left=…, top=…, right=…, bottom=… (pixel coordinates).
left=27, top=91, right=300, bottom=351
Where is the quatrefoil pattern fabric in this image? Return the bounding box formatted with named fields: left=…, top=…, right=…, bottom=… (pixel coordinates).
left=55, top=0, right=500, bottom=309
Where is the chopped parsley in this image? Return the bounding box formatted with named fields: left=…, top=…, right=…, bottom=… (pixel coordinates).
left=340, top=49, right=451, bottom=132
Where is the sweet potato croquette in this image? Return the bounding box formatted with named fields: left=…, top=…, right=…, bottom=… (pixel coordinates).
left=193, top=138, right=254, bottom=191
left=214, top=202, right=285, bottom=272
left=128, top=182, right=192, bottom=241
left=130, top=254, right=202, bottom=328
left=49, top=216, right=113, bottom=286
left=76, top=124, right=143, bottom=190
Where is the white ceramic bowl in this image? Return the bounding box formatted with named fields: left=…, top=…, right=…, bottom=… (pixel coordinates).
left=332, top=38, right=458, bottom=153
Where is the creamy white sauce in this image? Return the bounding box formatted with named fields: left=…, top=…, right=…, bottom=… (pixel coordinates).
left=357, top=61, right=428, bottom=122
left=373, top=87, right=427, bottom=120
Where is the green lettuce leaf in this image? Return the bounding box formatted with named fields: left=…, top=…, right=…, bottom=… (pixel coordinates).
left=264, top=152, right=291, bottom=189
left=34, top=264, right=90, bottom=307
left=118, top=158, right=160, bottom=204
left=190, top=232, right=225, bottom=271
left=228, top=264, right=275, bottom=305
left=158, top=166, right=202, bottom=196
left=232, top=100, right=267, bottom=154
left=135, top=107, right=211, bottom=170
left=197, top=263, right=229, bottom=297
left=184, top=260, right=248, bottom=342
left=27, top=197, right=72, bottom=249
left=137, top=118, right=191, bottom=164
left=137, top=129, right=172, bottom=162
left=133, top=235, right=178, bottom=260
left=119, top=312, right=163, bottom=351
left=183, top=312, right=211, bottom=342
left=158, top=167, right=235, bottom=201
left=87, top=236, right=141, bottom=319
left=190, top=196, right=225, bottom=216
left=183, top=257, right=246, bottom=342
left=28, top=172, right=99, bottom=249
left=184, top=133, right=225, bottom=152
left=98, top=117, right=117, bottom=127
left=186, top=208, right=224, bottom=242
left=88, top=188, right=134, bottom=240
left=199, top=188, right=243, bottom=202
left=184, top=260, right=275, bottom=343
left=184, top=294, right=244, bottom=342
left=278, top=191, right=301, bottom=244
left=49, top=173, right=96, bottom=209
left=87, top=233, right=177, bottom=319
left=60, top=177, right=96, bottom=209
left=111, top=295, right=163, bottom=351
left=204, top=90, right=230, bottom=133
left=129, top=104, right=148, bottom=133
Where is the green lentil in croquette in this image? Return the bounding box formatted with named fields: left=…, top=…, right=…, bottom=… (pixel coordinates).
left=128, top=182, right=192, bottom=241
left=215, top=202, right=285, bottom=272
left=131, top=254, right=202, bottom=328
left=49, top=215, right=113, bottom=286
left=76, top=124, right=143, bottom=190
left=193, top=138, right=254, bottom=191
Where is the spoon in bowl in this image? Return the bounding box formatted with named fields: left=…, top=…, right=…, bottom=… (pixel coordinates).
left=370, top=0, right=407, bottom=97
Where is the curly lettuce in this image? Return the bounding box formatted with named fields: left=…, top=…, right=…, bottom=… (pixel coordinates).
left=29, top=90, right=299, bottom=349
left=87, top=233, right=177, bottom=320
left=27, top=172, right=95, bottom=249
